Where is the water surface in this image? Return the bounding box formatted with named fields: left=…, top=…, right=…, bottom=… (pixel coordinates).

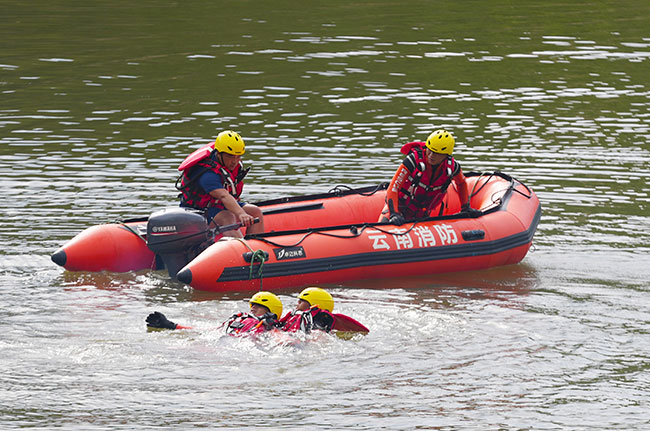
left=1, top=1, right=649, bottom=429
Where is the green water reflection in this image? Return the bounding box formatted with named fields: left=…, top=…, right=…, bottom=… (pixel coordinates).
left=2, top=0, right=649, bottom=254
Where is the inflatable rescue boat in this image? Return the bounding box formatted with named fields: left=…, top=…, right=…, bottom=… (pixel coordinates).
left=52, top=172, right=541, bottom=293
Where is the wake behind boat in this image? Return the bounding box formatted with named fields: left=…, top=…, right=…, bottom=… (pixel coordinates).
left=52, top=171, right=541, bottom=292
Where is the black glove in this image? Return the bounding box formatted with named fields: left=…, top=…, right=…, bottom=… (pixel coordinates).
left=461, top=204, right=482, bottom=218
left=389, top=213, right=405, bottom=226
left=146, top=311, right=178, bottom=330
left=258, top=312, right=278, bottom=329
left=313, top=311, right=334, bottom=332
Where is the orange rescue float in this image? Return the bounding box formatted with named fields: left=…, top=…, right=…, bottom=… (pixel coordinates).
left=176, top=172, right=541, bottom=292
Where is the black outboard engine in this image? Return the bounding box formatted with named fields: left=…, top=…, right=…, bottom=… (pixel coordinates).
left=146, top=207, right=214, bottom=278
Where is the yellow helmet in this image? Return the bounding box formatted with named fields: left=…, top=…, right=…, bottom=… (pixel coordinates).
left=249, top=291, right=283, bottom=318
left=298, top=287, right=334, bottom=312
left=425, top=129, right=455, bottom=155
left=214, top=130, right=245, bottom=155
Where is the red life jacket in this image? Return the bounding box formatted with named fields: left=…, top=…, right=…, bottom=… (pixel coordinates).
left=397, top=141, right=460, bottom=219
left=224, top=313, right=276, bottom=336
left=176, top=152, right=247, bottom=210
left=279, top=307, right=335, bottom=333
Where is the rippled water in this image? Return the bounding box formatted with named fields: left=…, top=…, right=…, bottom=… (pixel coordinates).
left=2, top=1, right=650, bottom=429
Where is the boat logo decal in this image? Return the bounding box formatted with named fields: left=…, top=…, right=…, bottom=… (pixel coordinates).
left=367, top=224, right=458, bottom=250
left=273, top=246, right=306, bottom=260
left=151, top=225, right=177, bottom=233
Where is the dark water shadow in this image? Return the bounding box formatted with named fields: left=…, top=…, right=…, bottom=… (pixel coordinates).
left=58, top=261, right=538, bottom=308
left=333, top=262, right=539, bottom=302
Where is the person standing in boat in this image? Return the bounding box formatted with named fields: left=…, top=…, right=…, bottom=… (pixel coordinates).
left=176, top=130, right=264, bottom=237
left=379, top=129, right=480, bottom=225
left=278, top=287, right=336, bottom=333
left=145, top=291, right=283, bottom=335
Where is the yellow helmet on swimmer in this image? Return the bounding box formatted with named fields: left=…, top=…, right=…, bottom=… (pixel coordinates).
left=214, top=130, right=245, bottom=155
left=426, top=129, right=455, bottom=155
left=298, top=287, right=334, bottom=312
left=249, top=291, right=283, bottom=318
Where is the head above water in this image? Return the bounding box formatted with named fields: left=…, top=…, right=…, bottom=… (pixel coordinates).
left=425, top=129, right=455, bottom=155
left=249, top=291, right=283, bottom=318
left=214, top=130, right=245, bottom=156
left=297, top=287, right=334, bottom=312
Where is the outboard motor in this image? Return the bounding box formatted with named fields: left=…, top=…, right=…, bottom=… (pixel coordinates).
left=146, top=207, right=214, bottom=278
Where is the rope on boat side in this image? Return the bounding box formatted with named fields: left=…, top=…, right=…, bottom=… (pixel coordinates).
left=234, top=238, right=267, bottom=291
left=252, top=222, right=418, bottom=249
left=252, top=174, right=499, bottom=249
left=328, top=183, right=388, bottom=197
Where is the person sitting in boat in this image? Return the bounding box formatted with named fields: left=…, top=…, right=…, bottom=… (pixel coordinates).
left=278, top=287, right=336, bottom=333
left=145, top=291, right=282, bottom=336
left=176, top=130, right=264, bottom=237
left=379, top=129, right=481, bottom=225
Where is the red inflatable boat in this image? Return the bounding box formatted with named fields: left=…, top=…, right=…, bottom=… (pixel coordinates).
left=52, top=172, right=541, bottom=293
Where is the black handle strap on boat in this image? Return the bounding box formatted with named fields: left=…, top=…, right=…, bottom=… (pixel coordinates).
left=117, top=222, right=147, bottom=243
left=261, top=202, right=324, bottom=215
left=327, top=183, right=388, bottom=197
left=118, top=216, right=149, bottom=223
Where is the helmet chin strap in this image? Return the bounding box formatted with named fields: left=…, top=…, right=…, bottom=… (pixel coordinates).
left=217, top=152, right=232, bottom=171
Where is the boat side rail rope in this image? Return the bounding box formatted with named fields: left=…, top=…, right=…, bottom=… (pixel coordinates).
left=246, top=200, right=500, bottom=248
left=469, top=172, right=506, bottom=213
left=468, top=170, right=532, bottom=199
left=468, top=171, right=496, bottom=201
left=511, top=177, right=533, bottom=199
left=327, top=183, right=388, bottom=197
left=249, top=221, right=422, bottom=249
left=252, top=182, right=389, bottom=207
left=247, top=170, right=525, bottom=249
left=466, top=170, right=532, bottom=212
